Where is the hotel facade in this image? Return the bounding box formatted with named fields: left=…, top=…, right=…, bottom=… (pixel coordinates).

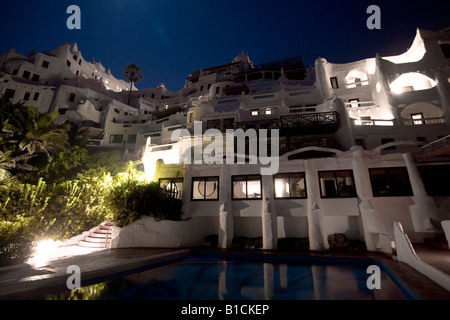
left=1, top=27, right=450, bottom=252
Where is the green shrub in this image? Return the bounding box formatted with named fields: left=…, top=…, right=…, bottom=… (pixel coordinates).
left=106, top=179, right=182, bottom=227
left=0, top=217, right=34, bottom=266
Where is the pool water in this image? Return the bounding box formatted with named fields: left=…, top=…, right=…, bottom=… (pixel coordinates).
left=48, top=254, right=418, bottom=300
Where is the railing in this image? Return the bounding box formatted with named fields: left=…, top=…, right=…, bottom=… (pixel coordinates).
left=234, top=111, right=340, bottom=134
left=280, top=111, right=339, bottom=128
left=403, top=117, right=446, bottom=126
left=235, top=118, right=283, bottom=130
left=279, top=137, right=342, bottom=154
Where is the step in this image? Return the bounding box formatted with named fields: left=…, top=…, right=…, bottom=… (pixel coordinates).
left=95, top=227, right=113, bottom=234
left=78, top=240, right=110, bottom=248
left=85, top=236, right=112, bottom=243
left=89, top=231, right=112, bottom=238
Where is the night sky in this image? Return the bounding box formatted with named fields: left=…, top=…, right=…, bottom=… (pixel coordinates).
left=0, top=0, right=449, bottom=91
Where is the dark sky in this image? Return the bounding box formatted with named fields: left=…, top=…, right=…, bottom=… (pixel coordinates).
left=0, top=0, right=449, bottom=91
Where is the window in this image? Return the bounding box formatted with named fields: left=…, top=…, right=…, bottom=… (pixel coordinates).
left=58, top=108, right=67, bottom=115
left=411, top=113, right=423, bottom=125
left=274, top=173, right=307, bottom=199
left=73, top=55, right=78, bottom=61
left=265, top=107, right=276, bottom=115
left=355, top=139, right=366, bottom=149
left=32, top=74, right=40, bottom=82
left=4, top=89, right=15, bottom=99
left=127, top=135, right=137, bottom=144
left=232, top=175, right=262, bottom=200
left=12, top=69, right=18, bottom=75
left=33, top=92, right=40, bottom=101
left=23, top=92, right=31, bottom=101
left=78, top=59, right=82, bottom=65
left=69, top=93, right=76, bottom=102
left=250, top=109, right=259, bottom=116
left=66, top=60, right=71, bottom=67
left=215, top=86, right=220, bottom=94
left=42, top=60, right=49, bottom=69
left=22, top=70, right=31, bottom=79
left=369, top=167, right=413, bottom=197
left=349, top=98, right=360, bottom=108
left=109, top=134, right=123, bottom=144
left=330, top=77, right=339, bottom=89
left=160, top=178, right=183, bottom=199
left=418, top=165, right=450, bottom=196
left=114, top=108, right=120, bottom=114
left=192, top=177, right=219, bottom=200
left=441, top=43, right=450, bottom=59
left=319, top=170, right=356, bottom=198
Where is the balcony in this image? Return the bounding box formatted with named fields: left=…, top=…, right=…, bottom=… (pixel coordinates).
left=279, top=137, right=342, bottom=154
left=235, top=111, right=340, bottom=135
left=403, top=116, right=446, bottom=126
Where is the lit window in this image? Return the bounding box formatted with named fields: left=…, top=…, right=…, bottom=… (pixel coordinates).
left=250, top=109, right=259, bottom=116
left=369, top=167, right=413, bottom=197
left=411, top=113, right=423, bottom=125
left=160, top=178, right=183, bottom=199
left=232, top=175, right=261, bottom=200
left=319, top=170, right=356, bottom=198
left=274, top=173, right=307, bottom=199
left=192, top=177, right=219, bottom=200
left=349, top=98, right=360, bottom=108
left=265, top=107, right=276, bottom=115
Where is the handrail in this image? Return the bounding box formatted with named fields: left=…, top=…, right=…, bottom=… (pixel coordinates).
left=105, top=226, right=112, bottom=249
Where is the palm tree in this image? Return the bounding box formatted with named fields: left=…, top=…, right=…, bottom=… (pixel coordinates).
left=1, top=103, right=70, bottom=171
left=124, top=63, right=143, bottom=105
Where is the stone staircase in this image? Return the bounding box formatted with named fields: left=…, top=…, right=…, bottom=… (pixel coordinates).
left=78, top=222, right=115, bottom=248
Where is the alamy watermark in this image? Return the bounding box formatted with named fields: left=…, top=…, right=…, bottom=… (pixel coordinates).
left=367, top=5, right=381, bottom=30
left=66, top=5, right=81, bottom=30
left=170, top=121, right=279, bottom=175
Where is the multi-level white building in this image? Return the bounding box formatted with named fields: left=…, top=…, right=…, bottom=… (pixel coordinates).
left=1, top=27, right=450, bottom=252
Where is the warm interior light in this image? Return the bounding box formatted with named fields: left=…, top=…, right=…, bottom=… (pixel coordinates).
left=390, top=72, right=437, bottom=94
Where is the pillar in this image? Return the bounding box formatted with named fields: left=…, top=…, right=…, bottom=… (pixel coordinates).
left=262, top=175, right=277, bottom=250
left=403, top=153, right=440, bottom=232
left=305, top=159, right=326, bottom=250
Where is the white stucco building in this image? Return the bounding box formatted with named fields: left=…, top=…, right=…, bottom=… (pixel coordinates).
left=1, top=27, right=450, bottom=252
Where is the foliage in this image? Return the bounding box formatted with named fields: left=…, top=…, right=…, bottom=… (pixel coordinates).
left=105, top=162, right=182, bottom=227
left=0, top=96, right=71, bottom=173
left=232, top=237, right=263, bottom=249
left=277, top=238, right=310, bottom=251
left=124, top=63, right=143, bottom=105
left=0, top=216, right=34, bottom=266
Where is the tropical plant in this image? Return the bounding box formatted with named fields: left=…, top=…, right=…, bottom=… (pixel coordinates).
left=0, top=99, right=71, bottom=173
left=124, top=63, right=143, bottom=105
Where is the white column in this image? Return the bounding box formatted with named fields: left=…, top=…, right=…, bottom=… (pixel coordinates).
left=351, top=146, right=378, bottom=251
left=305, top=159, right=326, bottom=250
left=218, top=165, right=233, bottom=248
left=262, top=175, right=277, bottom=250
left=403, top=153, right=440, bottom=232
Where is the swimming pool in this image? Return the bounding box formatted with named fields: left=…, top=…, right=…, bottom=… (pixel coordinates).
left=47, top=252, right=418, bottom=300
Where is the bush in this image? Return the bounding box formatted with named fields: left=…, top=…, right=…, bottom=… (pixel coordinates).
left=277, top=238, right=310, bottom=251
left=106, top=178, right=182, bottom=227
left=232, top=237, right=263, bottom=249
left=0, top=217, right=34, bottom=266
